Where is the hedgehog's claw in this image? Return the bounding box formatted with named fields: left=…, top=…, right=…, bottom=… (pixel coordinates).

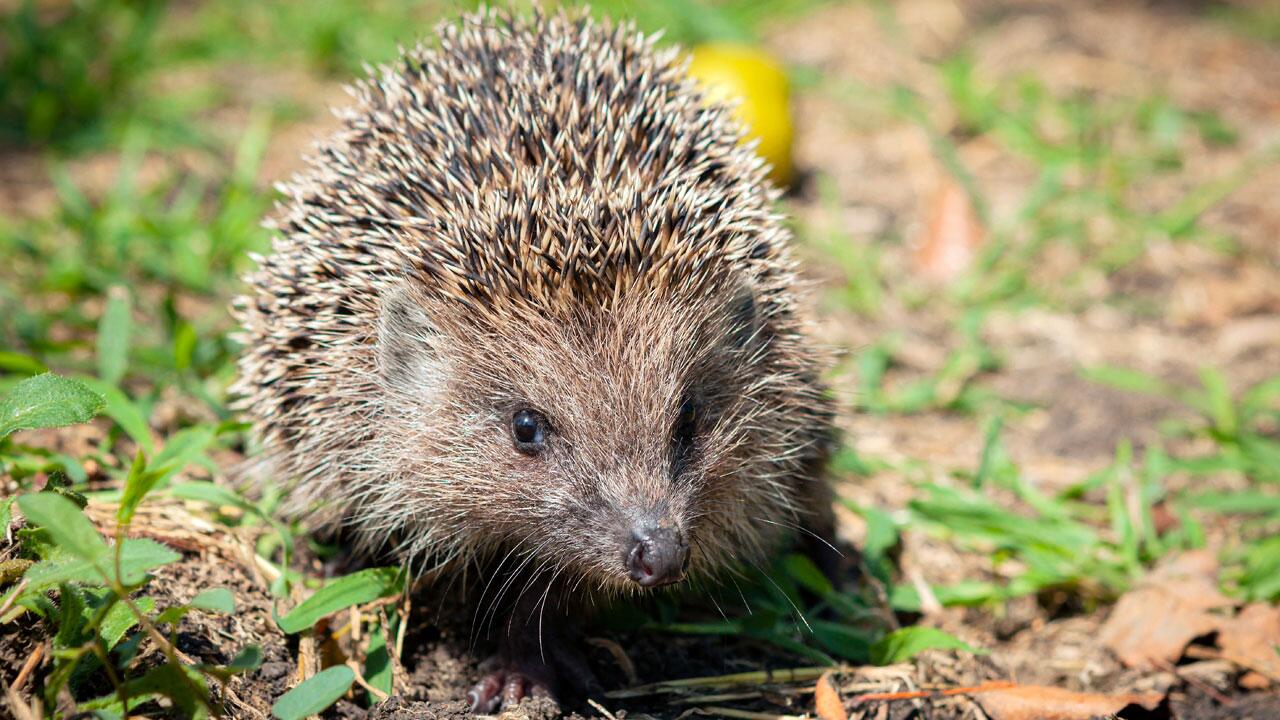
left=466, top=659, right=554, bottom=714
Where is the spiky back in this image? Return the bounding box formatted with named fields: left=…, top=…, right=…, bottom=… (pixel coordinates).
left=233, top=9, right=830, bottom=575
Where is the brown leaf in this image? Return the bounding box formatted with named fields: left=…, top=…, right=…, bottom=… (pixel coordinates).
left=1216, top=603, right=1280, bottom=687
left=814, top=670, right=847, bottom=720
left=912, top=178, right=984, bottom=282
left=970, top=684, right=1165, bottom=720
left=1150, top=501, right=1179, bottom=536
left=1099, top=550, right=1233, bottom=669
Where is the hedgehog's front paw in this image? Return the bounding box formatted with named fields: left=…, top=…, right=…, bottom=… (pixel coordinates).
left=466, top=655, right=556, bottom=714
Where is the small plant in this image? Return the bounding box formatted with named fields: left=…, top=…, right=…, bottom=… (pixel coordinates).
left=854, top=309, right=1003, bottom=415
left=269, top=566, right=408, bottom=716
left=1082, top=366, right=1280, bottom=484
left=1083, top=366, right=1280, bottom=601
left=0, top=373, right=260, bottom=717
left=636, top=540, right=977, bottom=666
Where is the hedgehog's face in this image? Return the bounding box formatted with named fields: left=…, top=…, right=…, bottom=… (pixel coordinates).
left=376, top=280, right=797, bottom=592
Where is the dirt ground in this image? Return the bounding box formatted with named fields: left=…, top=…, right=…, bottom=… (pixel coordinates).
left=4, top=0, right=1280, bottom=718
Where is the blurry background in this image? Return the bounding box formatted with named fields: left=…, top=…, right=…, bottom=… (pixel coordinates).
left=2, top=0, right=1280, bottom=717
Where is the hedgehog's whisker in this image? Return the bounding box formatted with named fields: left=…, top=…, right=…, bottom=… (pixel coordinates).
left=751, top=515, right=843, bottom=558
left=472, top=537, right=536, bottom=642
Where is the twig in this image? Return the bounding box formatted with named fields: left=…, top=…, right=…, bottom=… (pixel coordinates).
left=941, top=681, right=1016, bottom=696
left=0, top=579, right=27, bottom=618
left=3, top=642, right=45, bottom=720
left=394, top=593, right=410, bottom=661
left=605, top=666, right=838, bottom=699
left=852, top=689, right=931, bottom=703
left=1154, top=658, right=1234, bottom=706
left=2, top=675, right=38, bottom=720
left=251, top=553, right=282, bottom=585
left=670, top=691, right=763, bottom=705
left=695, top=707, right=807, bottom=720
left=587, top=698, right=619, bottom=720
left=587, top=637, right=638, bottom=686
left=11, top=643, right=42, bottom=691
left=851, top=680, right=1016, bottom=704
left=346, top=660, right=390, bottom=702
left=905, top=566, right=941, bottom=618
left=297, top=633, right=318, bottom=684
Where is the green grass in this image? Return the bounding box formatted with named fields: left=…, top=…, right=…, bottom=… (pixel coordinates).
left=0, top=0, right=166, bottom=150
left=2, top=0, right=1279, bottom=716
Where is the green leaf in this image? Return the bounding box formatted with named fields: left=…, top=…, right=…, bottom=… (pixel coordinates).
left=204, top=644, right=266, bottom=682
left=870, top=626, right=982, bottom=664
left=0, top=497, right=13, bottom=537
left=1081, top=366, right=1174, bottom=399
left=783, top=553, right=832, bottom=596
left=154, top=605, right=193, bottom=626
left=80, top=662, right=208, bottom=717
left=191, top=587, right=236, bottom=614
left=365, top=622, right=393, bottom=698
left=100, top=596, right=154, bottom=650
left=97, top=288, right=132, bottom=386
left=168, top=481, right=255, bottom=512
left=152, top=425, right=217, bottom=483
left=118, top=451, right=163, bottom=525
left=857, top=504, right=899, bottom=565
left=829, top=446, right=878, bottom=477
left=1183, top=491, right=1280, bottom=515
left=1199, top=367, right=1237, bottom=437
left=226, top=645, right=264, bottom=673
left=23, top=538, right=179, bottom=591
left=0, top=373, right=105, bottom=438
left=55, top=583, right=90, bottom=648
left=78, top=379, right=154, bottom=454
left=173, top=323, right=198, bottom=371
left=0, top=352, right=46, bottom=375
left=810, top=619, right=875, bottom=663
left=972, top=415, right=1003, bottom=489
left=17, top=493, right=108, bottom=562
left=744, top=627, right=836, bottom=665
left=271, top=666, right=355, bottom=720
left=277, top=567, right=405, bottom=633
left=1242, top=376, right=1280, bottom=419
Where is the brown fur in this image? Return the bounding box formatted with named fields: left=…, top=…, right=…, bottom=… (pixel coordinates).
left=233, top=8, right=835, bottom=600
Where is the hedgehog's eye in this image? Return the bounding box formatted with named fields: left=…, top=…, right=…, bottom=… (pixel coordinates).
left=510, top=408, right=548, bottom=454
left=675, top=399, right=697, bottom=442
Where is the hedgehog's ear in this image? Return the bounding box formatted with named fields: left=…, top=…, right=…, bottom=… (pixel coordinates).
left=377, top=285, right=438, bottom=388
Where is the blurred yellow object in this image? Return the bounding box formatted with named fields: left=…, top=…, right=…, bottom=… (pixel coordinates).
left=687, top=43, right=795, bottom=188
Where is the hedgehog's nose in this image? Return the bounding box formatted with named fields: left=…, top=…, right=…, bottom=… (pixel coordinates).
left=626, top=525, right=689, bottom=587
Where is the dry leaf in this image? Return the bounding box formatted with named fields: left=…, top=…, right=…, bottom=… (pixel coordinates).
left=912, top=178, right=984, bottom=282
left=814, top=670, right=847, bottom=720
left=1216, top=603, right=1280, bottom=688
left=1099, top=550, right=1232, bottom=669
left=970, top=684, right=1165, bottom=720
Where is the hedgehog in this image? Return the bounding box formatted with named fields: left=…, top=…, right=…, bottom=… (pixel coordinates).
left=232, top=8, right=837, bottom=712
